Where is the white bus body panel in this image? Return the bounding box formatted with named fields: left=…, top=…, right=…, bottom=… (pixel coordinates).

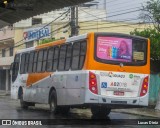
left=11, top=70, right=149, bottom=107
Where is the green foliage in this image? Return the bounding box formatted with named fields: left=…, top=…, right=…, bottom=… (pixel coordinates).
left=38, top=38, right=56, bottom=45
left=141, top=0, right=160, bottom=31
left=130, top=28, right=160, bottom=60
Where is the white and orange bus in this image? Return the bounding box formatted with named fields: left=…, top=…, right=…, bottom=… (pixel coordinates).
left=11, top=32, right=150, bottom=117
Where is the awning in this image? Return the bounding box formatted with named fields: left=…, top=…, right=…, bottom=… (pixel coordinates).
left=0, top=0, right=92, bottom=28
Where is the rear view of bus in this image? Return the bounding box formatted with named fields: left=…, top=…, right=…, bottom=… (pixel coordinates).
left=85, top=32, right=150, bottom=116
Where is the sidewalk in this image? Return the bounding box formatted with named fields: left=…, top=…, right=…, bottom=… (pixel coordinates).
left=0, top=90, right=10, bottom=96
left=113, top=108, right=160, bottom=118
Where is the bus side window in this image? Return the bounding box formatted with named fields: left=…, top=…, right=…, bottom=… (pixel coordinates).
left=24, top=53, right=29, bottom=73
left=42, top=49, right=48, bottom=72
left=53, top=46, right=59, bottom=71
left=28, top=52, right=34, bottom=73
left=33, top=51, right=38, bottom=73
left=46, top=47, right=54, bottom=72
left=37, top=50, right=44, bottom=72
left=12, top=54, right=20, bottom=82
left=58, top=45, right=67, bottom=71
left=65, top=43, right=72, bottom=71
left=20, top=53, right=26, bottom=74
left=79, top=41, right=87, bottom=69
left=71, top=42, right=80, bottom=70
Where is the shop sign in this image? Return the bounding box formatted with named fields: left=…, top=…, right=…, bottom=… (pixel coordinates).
left=23, top=26, right=51, bottom=42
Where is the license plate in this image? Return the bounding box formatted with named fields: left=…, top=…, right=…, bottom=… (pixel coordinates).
left=114, top=91, right=124, bottom=96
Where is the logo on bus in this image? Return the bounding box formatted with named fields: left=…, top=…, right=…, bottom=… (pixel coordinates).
left=129, top=74, right=141, bottom=79
left=101, top=82, right=107, bottom=88
left=100, top=72, right=125, bottom=78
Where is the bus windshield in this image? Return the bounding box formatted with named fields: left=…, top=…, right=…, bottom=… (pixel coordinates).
left=95, top=36, right=147, bottom=66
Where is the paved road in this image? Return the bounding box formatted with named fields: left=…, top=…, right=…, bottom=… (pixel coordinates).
left=0, top=96, right=159, bottom=128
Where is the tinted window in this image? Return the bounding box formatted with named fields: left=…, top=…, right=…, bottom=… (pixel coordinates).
left=46, top=47, right=54, bottom=71
left=65, top=44, right=72, bottom=71
left=53, top=47, right=59, bottom=71
left=12, top=54, right=20, bottom=82
left=28, top=52, right=34, bottom=73
left=37, top=50, right=44, bottom=72
left=24, top=53, right=29, bottom=73
left=71, top=41, right=87, bottom=70
left=42, top=49, right=48, bottom=72
left=58, top=45, right=67, bottom=71
left=20, top=53, right=26, bottom=74
left=33, top=51, right=38, bottom=73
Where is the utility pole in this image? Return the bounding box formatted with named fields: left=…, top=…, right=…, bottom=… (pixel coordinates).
left=70, top=6, right=79, bottom=37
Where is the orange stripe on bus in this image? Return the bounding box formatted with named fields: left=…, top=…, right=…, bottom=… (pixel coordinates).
left=35, top=39, right=66, bottom=50
left=26, top=72, right=52, bottom=87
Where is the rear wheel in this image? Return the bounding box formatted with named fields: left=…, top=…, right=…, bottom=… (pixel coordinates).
left=91, top=106, right=111, bottom=117
left=60, top=107, right=70, bottom=115
left=49, top=90, right=60, bottom=114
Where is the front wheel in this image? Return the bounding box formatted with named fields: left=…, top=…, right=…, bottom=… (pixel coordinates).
left=91, top=106, right=111, bottom=117
left=20, top=94, right=28, bottom=109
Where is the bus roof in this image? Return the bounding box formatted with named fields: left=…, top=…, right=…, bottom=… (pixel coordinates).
left=66, top=33, right=88, bottom=43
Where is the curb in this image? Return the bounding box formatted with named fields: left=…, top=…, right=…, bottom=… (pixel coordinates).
left=0, top=93, right=10, bottom=96
left=112, top=109, right=160, bottom=118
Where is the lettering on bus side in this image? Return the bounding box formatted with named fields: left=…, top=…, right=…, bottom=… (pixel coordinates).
left=100, top=72, right=125, bottom=78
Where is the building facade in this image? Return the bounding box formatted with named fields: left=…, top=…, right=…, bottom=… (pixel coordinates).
left=0, top=8, right=151, bottom=92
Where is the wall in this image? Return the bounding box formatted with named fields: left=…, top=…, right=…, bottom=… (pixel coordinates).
left=149, top=74, right=160, bottom=106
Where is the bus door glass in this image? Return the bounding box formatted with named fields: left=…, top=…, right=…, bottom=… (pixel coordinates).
left=12, top=54, right=20, bottom=82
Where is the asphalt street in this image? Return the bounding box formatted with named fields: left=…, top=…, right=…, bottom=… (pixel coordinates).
left=0, top=96, right=159, bottom=128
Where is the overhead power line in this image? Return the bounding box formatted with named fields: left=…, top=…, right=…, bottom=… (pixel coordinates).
left=13, top=9, right=70, bottom=46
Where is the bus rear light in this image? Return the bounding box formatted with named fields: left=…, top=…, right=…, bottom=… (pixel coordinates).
left=89, top=72, right=98, bottom=94
left=140, top=76, right=149, bottom=97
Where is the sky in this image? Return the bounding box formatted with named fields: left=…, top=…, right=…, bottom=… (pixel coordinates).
left=88, top=0, right=149, bottom=22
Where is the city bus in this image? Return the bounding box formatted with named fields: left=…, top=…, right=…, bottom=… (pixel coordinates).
left=11, top=32, right=150, bottom=117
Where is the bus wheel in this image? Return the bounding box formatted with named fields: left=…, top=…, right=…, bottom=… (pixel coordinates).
left=20, top=93, right=28, bottom=109
left=60, top=107, right=70, bottom=115
left=91, top=107, right=111, bottom=117
left=49, top=90, right=60, bottom=114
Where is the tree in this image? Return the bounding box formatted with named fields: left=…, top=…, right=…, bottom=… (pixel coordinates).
left=130, top=28, right=160, bottom=73
left=130, top=28, right=160, bottom=60
left=141, top=0, right=160, bottom=31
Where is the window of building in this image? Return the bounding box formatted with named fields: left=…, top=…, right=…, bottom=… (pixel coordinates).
left=32, top=18, right=42, bottom=25
left=10, top=47, right=13, bottom=56
left=26, top=41, right=34, bottom=48
left=2, top=49, right=5, bottom=57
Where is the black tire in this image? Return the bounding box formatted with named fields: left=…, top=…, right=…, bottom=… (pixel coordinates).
left=49, top=90, right=60, bottom=114
left=20, top=93, right=28, bottom=109
left=60, top=107, right=70, bottom=115
left=91, top=106, right=111, bottom=117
